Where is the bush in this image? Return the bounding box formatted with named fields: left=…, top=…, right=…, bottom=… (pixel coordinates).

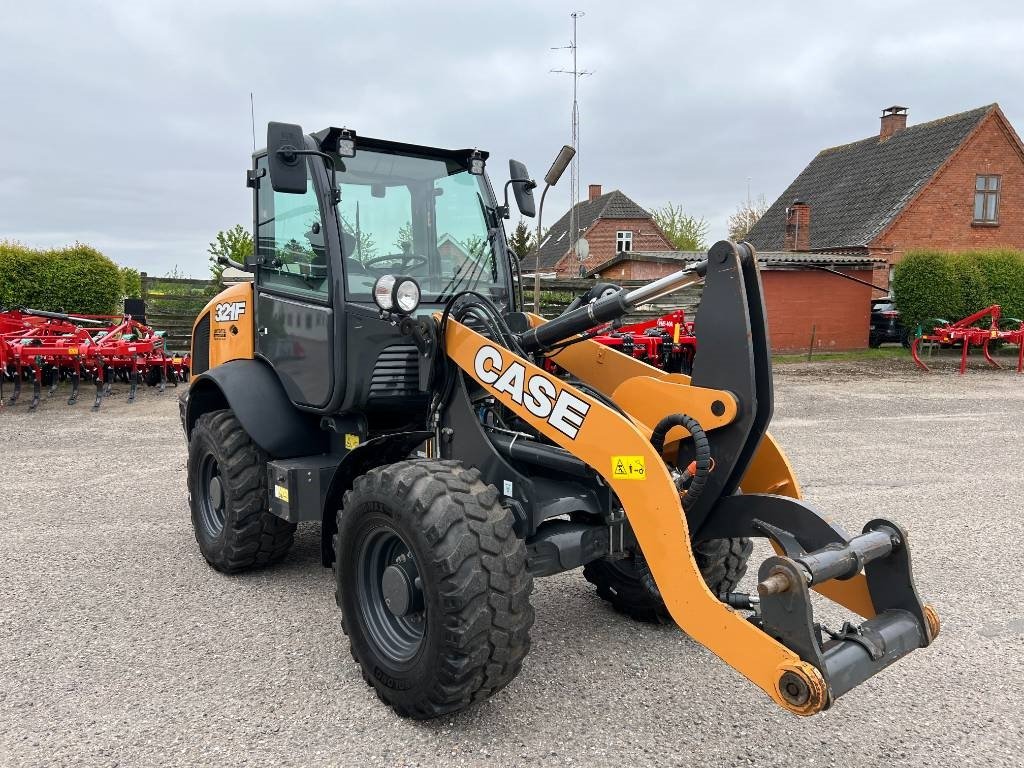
left=892, top=248, right=1024, bottom=328
left=120, top=266, right=142, bottom=299
left=0, top=242, right=125, bottom=315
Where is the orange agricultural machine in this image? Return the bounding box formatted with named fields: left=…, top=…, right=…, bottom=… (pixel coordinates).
left=178, top=121, right=939, bottom=720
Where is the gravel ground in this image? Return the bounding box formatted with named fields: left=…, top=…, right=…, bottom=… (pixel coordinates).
left=1, top=359, right=1022, bottom=767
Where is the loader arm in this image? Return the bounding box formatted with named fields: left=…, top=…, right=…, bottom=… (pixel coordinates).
left=441, top=240, right=938, bottom=716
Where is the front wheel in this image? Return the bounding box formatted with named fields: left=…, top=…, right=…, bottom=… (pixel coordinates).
left=335, top=459, right=534, bottom=719
left=187, top=410, right=295, bottom=572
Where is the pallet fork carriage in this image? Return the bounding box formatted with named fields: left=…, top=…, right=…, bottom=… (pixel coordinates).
left=180, top=121, right=938, bottom=719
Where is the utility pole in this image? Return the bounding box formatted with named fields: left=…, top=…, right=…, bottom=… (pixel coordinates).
left=551, top=11, right=592, bottom=276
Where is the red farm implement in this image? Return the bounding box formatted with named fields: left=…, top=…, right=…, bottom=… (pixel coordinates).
left=0, top=308, right=191, bottom=411
left=545, top=308, right=697, bottom=375
left=911, top=304, right=1024, bottom=374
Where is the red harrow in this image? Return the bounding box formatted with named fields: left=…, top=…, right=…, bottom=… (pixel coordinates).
left=545, top=308, right=697, bottom=375
left=911, top=304, right=1024, bottom=374
left=0, top=308, right=191, bottom=411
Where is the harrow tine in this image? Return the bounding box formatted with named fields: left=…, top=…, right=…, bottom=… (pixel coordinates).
left=10, top=360, right=22, bottom=404
left=983, top=341, right=1001, bottom=369
left=160, top=358, right=168, bottom=393
left=910, top=336, right=930, bottom=372
left=68, top=366, right=80, bottom=406
left=128, top=357, right=138, bottom=404
left=92, top=361, right=104, bottom=411
left=47, top=365, right=59, bottom=398
left=28, top=363, right=41, bottom=411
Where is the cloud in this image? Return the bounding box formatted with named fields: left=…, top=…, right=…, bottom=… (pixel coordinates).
left=1, top=0, right=1021, bottom=275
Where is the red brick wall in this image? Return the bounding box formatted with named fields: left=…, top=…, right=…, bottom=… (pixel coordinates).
left=872, top=112, right=1024, bottom=266
left=553, top=218, right=672, bottom=276
left=761, top=268, right=872, bottom=352
left=596, top=260, right=684, bottom=280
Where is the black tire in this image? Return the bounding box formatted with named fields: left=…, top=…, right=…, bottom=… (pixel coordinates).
left=583, top=537, right=753, bottom=624
left=868, top=336, right=882, bottom=349
left=187, top=409, right=295, bottom=573
left=335, top=459, right=534, bottom=719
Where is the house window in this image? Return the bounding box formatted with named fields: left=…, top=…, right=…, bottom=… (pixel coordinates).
left=616, top=230, right=633, bottom=252
left=974, top=175, right=1000, bottom=223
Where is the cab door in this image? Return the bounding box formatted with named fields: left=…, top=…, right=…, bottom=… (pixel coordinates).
left=253, top=154, right=335, bottom=408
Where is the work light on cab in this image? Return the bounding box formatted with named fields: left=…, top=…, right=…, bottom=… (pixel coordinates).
left=372, top=275, right=421, bottom=315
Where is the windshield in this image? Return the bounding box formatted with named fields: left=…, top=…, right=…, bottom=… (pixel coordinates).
left=334, top=149, right=508, bottom=305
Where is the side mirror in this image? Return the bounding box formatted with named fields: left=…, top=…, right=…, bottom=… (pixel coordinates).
left=267, top=121, right=308, bottom=194
left=508, top=160, right=536, bottom=218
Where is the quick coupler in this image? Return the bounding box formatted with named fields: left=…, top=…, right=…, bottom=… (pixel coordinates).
left=753, top=518, right=940, bottom=712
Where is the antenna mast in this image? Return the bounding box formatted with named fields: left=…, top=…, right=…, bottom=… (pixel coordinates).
left=250, top=92, right=257, bottom=152
left=552, top=11, right=592, bottom=275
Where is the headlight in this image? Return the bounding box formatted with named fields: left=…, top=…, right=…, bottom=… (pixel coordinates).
left=394, top=278, right=420, bottom=314
left=373, top=275, right=396, bottom=311
left=373, top=274, right=420, bottom=315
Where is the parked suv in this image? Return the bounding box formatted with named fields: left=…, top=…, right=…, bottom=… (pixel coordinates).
left=870, top=297, right=912, bottom=347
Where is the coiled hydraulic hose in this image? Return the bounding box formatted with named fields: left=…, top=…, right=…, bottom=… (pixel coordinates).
left=650, top=413, right=710, bottom=512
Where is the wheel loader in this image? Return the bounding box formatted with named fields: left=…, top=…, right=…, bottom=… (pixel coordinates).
left=180, top=121, right=939, bottom=719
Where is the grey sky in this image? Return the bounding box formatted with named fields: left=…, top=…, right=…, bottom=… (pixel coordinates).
left=2, top=0, right=1022, bottom=277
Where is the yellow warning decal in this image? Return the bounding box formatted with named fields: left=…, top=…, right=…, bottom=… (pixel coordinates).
left=344, top=434, right=360, bottom=450
left=611, top=455, right=646, bottom=480
left=68, top=347, right=78, bottom=355
left=274, top=484, right=289, bottom=503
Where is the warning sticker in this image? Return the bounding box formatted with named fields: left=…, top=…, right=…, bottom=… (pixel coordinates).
left=611, top=456, right=646, bottom=480
left=344, top=434, right=360, bottom=450
left=274, top=484, right=290, bottom=503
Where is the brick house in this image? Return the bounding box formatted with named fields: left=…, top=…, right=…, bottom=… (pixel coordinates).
left=747, top=104, right=1024, bottom=290
left=586, top=248, right=879, bottom=352
left=522, top=184, right=674, bottom=277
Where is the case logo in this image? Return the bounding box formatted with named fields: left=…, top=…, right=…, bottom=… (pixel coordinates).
left=473, top=344, right=591, bottom=439
left=215, top=300, right=247, bottom=323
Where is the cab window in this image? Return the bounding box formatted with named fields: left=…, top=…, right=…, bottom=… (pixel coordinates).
left=255, top=156, right=329, bottom=300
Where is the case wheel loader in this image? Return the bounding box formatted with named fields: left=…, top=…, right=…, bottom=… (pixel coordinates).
left=179, top=121, right=939, bottom=719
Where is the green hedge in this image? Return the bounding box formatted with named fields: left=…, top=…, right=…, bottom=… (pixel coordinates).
left=892, top=249, right=1024, bottom=328
left=0, top=242, right=127, bottom=315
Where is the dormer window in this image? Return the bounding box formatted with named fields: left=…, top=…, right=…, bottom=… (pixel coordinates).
left=974, top=175, right=1000, bottom=224
left=616, top=230, right=633, bottom=252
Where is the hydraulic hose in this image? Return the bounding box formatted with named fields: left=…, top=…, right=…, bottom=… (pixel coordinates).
left=650, top=413, right=710, bottom=512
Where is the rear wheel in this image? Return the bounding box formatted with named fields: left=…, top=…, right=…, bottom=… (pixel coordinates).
left=187, top=410, right=295, bottom=572
left=335, top=459, right=534, bottom=719
left=583, top=537, right=753, bottom=623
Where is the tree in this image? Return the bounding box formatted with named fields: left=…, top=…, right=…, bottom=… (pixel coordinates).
left=651, top=203, right=709, bottom=251
left=208, top=224, right=254, bottom=280
left=338, top=214, right=377, bottom=261
left=727, top=195, right=769, bottom=242
left=507, top=220, right=535, bottom=261
left=394, top=222, right=413, bottom=252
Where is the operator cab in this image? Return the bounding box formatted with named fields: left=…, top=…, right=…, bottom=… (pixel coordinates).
left=251, top=123, right=535, bottom=431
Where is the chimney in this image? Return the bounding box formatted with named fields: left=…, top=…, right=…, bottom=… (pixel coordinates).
left=880, top=105, right=908, bottom=140
left=783, top=199, right=811, bottom=251
left=588, top=184, right=602, bottom=201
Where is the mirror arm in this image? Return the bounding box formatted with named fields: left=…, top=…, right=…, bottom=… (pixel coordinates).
left=217, top=255, right=250, bottom=272
left=498, top=177, right=537, bottom=219
left=277, top=148, right=341, bottom=204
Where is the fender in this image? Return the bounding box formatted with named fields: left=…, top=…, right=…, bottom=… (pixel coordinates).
left=319, top=430, right=434, bottom=566
left=184, top=358, right=326, bottom=458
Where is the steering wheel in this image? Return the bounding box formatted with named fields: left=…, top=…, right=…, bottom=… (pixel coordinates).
left=363, top=252, right=428, bottom=270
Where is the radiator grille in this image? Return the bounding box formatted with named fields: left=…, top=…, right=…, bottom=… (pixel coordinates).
left=191, top=312, right=210, bottom=375
left=367, top=344, right=420, bottom=402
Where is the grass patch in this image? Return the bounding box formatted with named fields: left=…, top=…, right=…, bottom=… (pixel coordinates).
left=773, top=347, right=912, bottom=364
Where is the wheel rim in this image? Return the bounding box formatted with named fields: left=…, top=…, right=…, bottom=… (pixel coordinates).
left=356, top=524, right=426, bottom=664
left=197, top=453, right=226, bottom=537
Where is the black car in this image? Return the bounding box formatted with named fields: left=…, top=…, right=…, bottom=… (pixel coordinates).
left=869, top=298, right=912, bottom=347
